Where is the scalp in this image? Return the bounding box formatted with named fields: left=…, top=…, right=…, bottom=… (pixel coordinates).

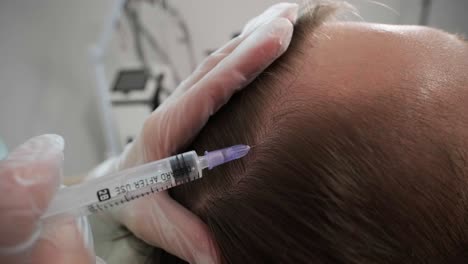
left=166, top=3, right=468, bottom=263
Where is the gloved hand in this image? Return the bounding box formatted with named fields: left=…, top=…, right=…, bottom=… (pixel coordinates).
left=0, top=134, right=104, bottom=264
left=90, top=3, right=298, bottom=263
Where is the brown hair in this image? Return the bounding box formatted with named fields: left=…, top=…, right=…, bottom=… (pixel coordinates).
left=150, top=1, right=468, bottom=263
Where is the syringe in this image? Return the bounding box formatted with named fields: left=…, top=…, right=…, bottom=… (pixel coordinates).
left=43, top=144, right=250, bottom=219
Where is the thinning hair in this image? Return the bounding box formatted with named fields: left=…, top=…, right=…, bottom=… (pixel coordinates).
left=148, top=1, right=468, bottom=263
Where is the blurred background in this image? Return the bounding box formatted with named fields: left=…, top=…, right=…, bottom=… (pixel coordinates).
left=0, top=0, right=467, bottom=176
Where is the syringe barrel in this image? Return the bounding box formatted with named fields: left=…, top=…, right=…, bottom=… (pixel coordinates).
left=43, top=151, right=201, bottom=219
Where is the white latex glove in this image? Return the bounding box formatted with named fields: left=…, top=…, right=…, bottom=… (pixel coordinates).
left=0, top=134, right=105, bottom=264
left=90, top=3, right=298, bottom=263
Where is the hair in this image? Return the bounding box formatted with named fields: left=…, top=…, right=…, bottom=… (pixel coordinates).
left=148, top=1, right=468, bottom=263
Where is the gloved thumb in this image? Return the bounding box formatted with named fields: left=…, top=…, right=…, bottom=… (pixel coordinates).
left=0, top=134, right=64, bottom=263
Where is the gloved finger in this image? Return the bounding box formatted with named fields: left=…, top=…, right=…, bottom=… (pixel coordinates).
left=241, top=2, right=298, bottom=36
left=32, top=215, right=94, bottom=264
left=143, top=17, right=295, bottom=158
left=116, top=192, right=219, bottom=264
left=169, top=3, right=298, bottom=100
left=0, top=135, right=63, bottom=262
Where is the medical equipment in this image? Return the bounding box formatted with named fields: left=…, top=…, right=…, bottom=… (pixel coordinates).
left=43, top=144, right=250, bottom=219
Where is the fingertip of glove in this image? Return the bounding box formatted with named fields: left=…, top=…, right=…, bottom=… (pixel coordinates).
left=39, top=134, right=65, bottom=153
left=249, top=16, right=294, bottom=43
left=241, top=2, right=299, bottom=37
left=3, top=134, right=65, bottom=165
left=261, top=17, right=294, bottom=56
left=272, top=3, right=299, bottom=24
left=288, top=3, right=299, bottom=24
left=249, top=17, right=294, bottom=59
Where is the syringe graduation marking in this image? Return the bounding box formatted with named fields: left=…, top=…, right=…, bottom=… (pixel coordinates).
left=87, top=171, right=201, bottom=213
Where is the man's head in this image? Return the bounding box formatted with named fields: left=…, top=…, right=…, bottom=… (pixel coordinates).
left=166, top=1, right=468, bottom=263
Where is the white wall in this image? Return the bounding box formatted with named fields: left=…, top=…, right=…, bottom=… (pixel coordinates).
left=0, top=0, right=115, bottom=174
left=0, top=0, right=465, bottom=175
left=428, top=0, right=468, bottom=35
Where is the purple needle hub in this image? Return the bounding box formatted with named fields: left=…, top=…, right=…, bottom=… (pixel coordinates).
left=204, top=145, right=251, bottom=170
